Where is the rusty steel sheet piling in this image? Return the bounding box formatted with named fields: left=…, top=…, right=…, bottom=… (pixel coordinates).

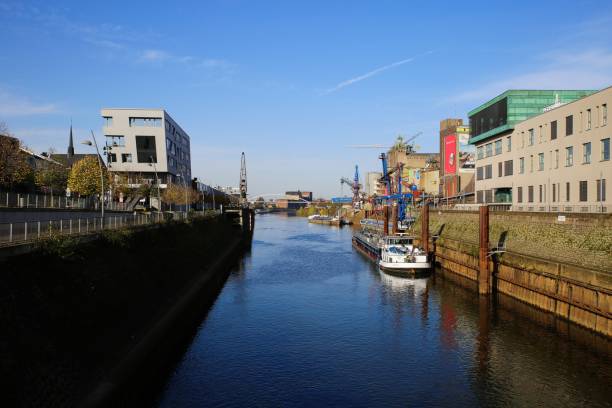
left=478, top=205, right=490, bottom=295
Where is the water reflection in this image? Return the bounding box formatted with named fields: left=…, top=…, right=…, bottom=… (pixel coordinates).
left=158, top=214, right=611, bottom=408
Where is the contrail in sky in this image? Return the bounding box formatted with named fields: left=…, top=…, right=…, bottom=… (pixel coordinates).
left=323, top=51, right=433, bottom=94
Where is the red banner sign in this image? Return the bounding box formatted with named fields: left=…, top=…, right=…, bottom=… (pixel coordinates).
left=444, top=135, right=457, bottom=175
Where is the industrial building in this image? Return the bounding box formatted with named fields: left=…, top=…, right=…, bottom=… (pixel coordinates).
left=473, top=86, right=610, bottom=212
left=100, top=108, right=192, bottom=187
left=439, top=119, right=475, bottom=202
left=387, top=149, right=440, bottom=196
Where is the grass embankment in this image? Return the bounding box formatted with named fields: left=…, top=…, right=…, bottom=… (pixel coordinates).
left=296, top=204, right=345, bottom=217
left=0, top=215, right=241, bottom=407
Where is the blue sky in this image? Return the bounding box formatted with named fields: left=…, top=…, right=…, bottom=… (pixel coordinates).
left=1, top=1, right=612, bottom=197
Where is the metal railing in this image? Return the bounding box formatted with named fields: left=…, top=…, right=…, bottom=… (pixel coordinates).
left=0, top=191, right=131, bottom=211
left=0, top=212, right=188, bottom=247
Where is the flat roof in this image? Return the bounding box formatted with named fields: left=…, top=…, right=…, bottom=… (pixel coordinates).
left=468, top=89, right=597, bottom=117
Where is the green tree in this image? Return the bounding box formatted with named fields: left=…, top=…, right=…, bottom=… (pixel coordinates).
left=162, top=183, right=198, bottom=206
left=0, top=123, right=33, bottom=188
left=34, top=164, right=68, bottom=194
left=67, top=156, right=108, bottom=196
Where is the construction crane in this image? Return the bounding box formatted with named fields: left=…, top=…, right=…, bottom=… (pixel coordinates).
left=239, top=152, right=248, bottom=208
left=346, top=132, right=422, bottom=152
left=340, top=165, right=362, bottom=204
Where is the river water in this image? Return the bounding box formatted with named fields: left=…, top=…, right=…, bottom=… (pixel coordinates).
left=157, top=214, right=611, bottom=407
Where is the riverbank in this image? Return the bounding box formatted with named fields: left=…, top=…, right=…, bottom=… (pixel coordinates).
left=0, top=215, right=247, bottom=406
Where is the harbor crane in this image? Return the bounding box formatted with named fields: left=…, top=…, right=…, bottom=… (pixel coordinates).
left=340, top=165, right=362, bottom=204
left=239, top=152, right=248, bottom=208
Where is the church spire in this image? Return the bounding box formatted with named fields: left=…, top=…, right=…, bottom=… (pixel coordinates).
left=68, top=120, right=74, bottom=157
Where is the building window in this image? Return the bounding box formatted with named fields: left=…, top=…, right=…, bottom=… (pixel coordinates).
left=476, top=190, right=484, bottom=204
left=550, top=120, right=557, bottom=140
left=105, top=135, right=125, bottom=147
left=136, top=135, right=157, bottom=163
left=587, top=109, right=592, bottom=130
left=517, top=186, right=523, bottom=203
left=504, top=160, right=513, bottom=176
left=538, top=125, right=543, bottom=143
left=476, top=167, right=483, bottom=181
left=103, top=116, right=113, bottom=127
left=477, top=146, right=483, bottom=160
left=497, top=162, right=502, bottom=177
left=121, top=153, right=132, bottom=163
left=602, top=138, right=610, bottom=161
left=528, top=128, right=534, bottom=145
left=566, top=182, right=571, bottom=202
left=485, top=164, right=492, bottom=179
left=539, top=185, right=543, bottom=202
left=485, top=190, right=493, bottom=203
left=129, top=117, right=162, bottom=127
left=554, top=149, right=559, bottom=169
left=521, top=132, right=525, bottom=148
left=583, top=142, right=591, bottom=164
left=579, top=180, right=588, bottom=202
left=528, top=186, right=534, bottom=203
left=107, top=153, right=117, bottom=163
left=553, top=183, right=556, bottom=202
left=485, top=143, right=493, bottom=157
left=603, top=104, right=608, bottom=126
left=565, top=146, right=573, bottom=166
left=538, top=153, right=544, bottom=171
left=566, top=115, right=573, bottom=136
left=519, top=157, right=524, bottom=174
left=597, top=179, right=607, bottom=202
left=495, top=139, right=502, bottom=155
left=507, top=136, right=511, bottom=152
left=530, top=155, right=534, bottom=172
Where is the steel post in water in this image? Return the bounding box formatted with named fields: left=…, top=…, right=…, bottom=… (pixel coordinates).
left=391, top=203, right=398, bottom=235
left=421, top=204, right=429, bottom=254
left=383, top=206, right=389, bottom=235
left=478, top=205, right=490, bottom=295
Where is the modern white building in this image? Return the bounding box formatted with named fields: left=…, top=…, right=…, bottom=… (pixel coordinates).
left=473, top=87, right=610, bottom=212
left=100, top=108, right=192, bottom=187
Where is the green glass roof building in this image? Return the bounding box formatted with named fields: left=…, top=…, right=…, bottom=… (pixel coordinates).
left=468, top=90, right=596, bottom=145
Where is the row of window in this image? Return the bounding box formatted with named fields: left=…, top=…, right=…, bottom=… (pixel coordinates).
left=518, top=138, right=610, bottom=174
left=476, top=179, right=607, bottom=204
left=476, top=138, right=610, bottom=178
left=108, top=153, right=132, bottom=163
left=164, top=121, right=189, bottom=147
left=476, top=136, right=512, bottom=159
left=521, top=104, right=607, bottom=148
left=516, top=179, right=607, bottom=203
left=102, top=116, right=165, bottom=128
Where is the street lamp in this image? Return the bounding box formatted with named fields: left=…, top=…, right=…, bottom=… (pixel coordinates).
left=81, top=130, right=105, bottom=223
left=148, top=156, right=162, bottom=213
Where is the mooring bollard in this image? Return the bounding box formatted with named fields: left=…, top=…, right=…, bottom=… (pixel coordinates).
left=478, top=205, right=490, bottom=295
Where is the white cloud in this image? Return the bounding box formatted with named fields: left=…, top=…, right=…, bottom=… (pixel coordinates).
left=0, top=89, right=58, bottom=117
left=447, top=48, right=612, bottom=104
left=138, top=49, right=234, bottom=71
left=323, top=51, right=433, bottom=95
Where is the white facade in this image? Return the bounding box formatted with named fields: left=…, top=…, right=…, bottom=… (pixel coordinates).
left=474, top=87, right=611, bottom=212
left=366, top=172, right=382, bottom=196
left=100, top=108, right=192, bottom=185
